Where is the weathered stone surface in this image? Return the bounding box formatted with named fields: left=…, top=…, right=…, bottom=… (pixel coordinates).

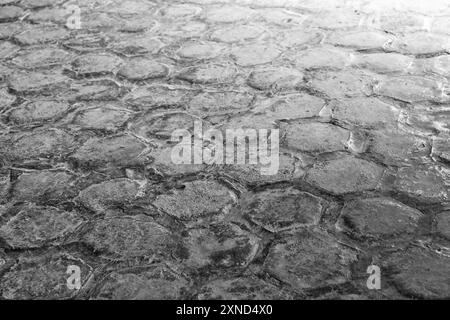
left=436, top=211, right=450, bottom=240
left=62, top=79, right=122, bottom=102
left=109, top=34, right=164, bottom=57
left=11, top=47, right=72, bottom=69
left=306, top=155, right=385, bottom=195
left=124, top=85, right=190, bottom=108
left=177, top=41, right=223, bottom=60
left=241, top=187, right=324, bottom=232
left=392, top=166, right=449, bottom=203
left=386, top=247, right=450, bottom=299
left=340, top=198, right=423, bottom=239
left=231, top=44, right=281, bottom=67
left=184, top=222, right=259, bottom=268
left=21, top=0, right=65, bottom=8
left=0, top=251, right=92, bottom=299
left=423, top=55, right=450, bottom=77
left=331, top=97, right=400, bottom=128
left=147, top=146, right=206, bottom=176
left=396, top=32, right=450, bottom=55
left=71, top=106, right=131, bottom=132
left=118, top=58, right=168, bottom=81
left=77, top=178, right=142, bottom=213
left=264, top=229, right=357, bottom=291
left=0, top=204, right=83, bottom=249
left=374, top=76, right=447, bottom=103
left=197, top=276, right=291, bottom=299
left=93, top=264, right=191, bottom=300
left=187, top=91, right=253, bottom=117
left=11, top=170, right=77, bottom=203
left=326, top=31, right=395, bottom=51
left=368, top=130, right=429, bottom=165
left=82, top=215, right=178, bottom=259
left=432, top=136, right=450, bottom=163
left=3, top=129, right=75, bottom=161
left=177, top=64, right=236, bottom=84
left=283, top=122, right=350, bottom=153
left=281, top=29, right=323, bottom=47
left=254, top=93, right=325, bottom=120
left=296, top=46, right=351, bottom=70
left=0, top=6, right=23, bottom=22
left=159, top=4, right=202, bottom=19
left=70, top=53, right=123, bottom=76
left=205, top=5, right=256, bottom=22
left=71, top=135, right=148, bottom=168
left=8, top=71, right=70, bottom=93
left=0, top=22, right=22, bottom=39
left=353, top=53, right=413, bottom=74
left=0, top=41, right=19, bottom=59
left=210, top=25, right=265, bottom=43
left=310, top=70, right=374, bottom=98
left=247, top=67, right=304, bottom=91
left=9, top=100, right=70, bottom=124
left=153, top=180, right=236, bottom=220
left=0, top=88, right=16, bottom=109
left=259, top=8, right=306, bottom=26
left=13, top=26, right=69, bottom=45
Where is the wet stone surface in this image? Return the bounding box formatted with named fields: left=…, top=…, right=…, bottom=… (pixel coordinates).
left=0, top=0, right=449, bottom=300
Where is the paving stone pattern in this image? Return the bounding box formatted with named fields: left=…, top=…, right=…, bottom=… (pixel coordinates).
left=0, top=0, right=449, bottom=300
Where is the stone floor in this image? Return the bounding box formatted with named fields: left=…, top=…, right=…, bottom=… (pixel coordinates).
left=0, top=0, right=449, bottom=300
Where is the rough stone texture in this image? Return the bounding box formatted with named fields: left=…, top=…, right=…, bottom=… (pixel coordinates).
left=0, top=0, right=449, bottom=300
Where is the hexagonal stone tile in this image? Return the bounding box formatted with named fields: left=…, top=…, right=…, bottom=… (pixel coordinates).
left=305, top=155, right=385, bottom=195
left=423, top=55, right=450, bottom=77
left=0, top=6, right=23, bottom=22
left=8, top=70, right=70, bottom=94
left=13, top=26, right=69, bottom=45
left=62, top=79, right=122, bottom=102
left=71, top=135, right=148, bottom=169
left=76, top=178, right=142, bottom=213
left=118, top=58, right=168, bottom=81
left=70, top=53, right=123, bottom=77
left=296, top=46, right=351, bottom=70
left=159, top=4, right=202, bottom=19
left=392, top=165, right=449, bottom=203
left=147, top=146, right=206, bottom=176
left=177, top=41, right=224, bottom=60
left=353, top=53, right=413, bottom=74
left=309, top=9, right=362, bottom=29
left=326, top=31, right=395, bottom=51
left=331, top=97, right=400, bottom=128
left=93, top=264, right=191, bottom=300
left=81, top=215, right=178, bottom=259
left=432, top=136, right=450, bottom=163
left=184, top=222, right=260, bottom=268
left=264, top=229, right=357, bottom=291
left=0, top=251, right=92, bottom=299
left=0, top=88, right=16, bottom=109
left=153, top=180, right=237, bottom=220
left=11, top=47, right=72, bottom=69
left=241, top=187, right=324, bottom=232
left=70, top=105, right=132, bottom=132
left=254, top=93, right=325, bottom=120
left=205, top=5, right=256, bottom=22
left=0, top=40, right=19, bottom=59
left=386, top=247, right=450, bottom=299
left=3, top=129, right=75, bottom=162
left=283, top=122, right=350, bottom=153
left=0, top=22, right=22, bottom=40
left=187, top=91, right=254, bottom=117
left=436, top=212, right=450, bottom=240
left=210, top=25, right=265, bottom=43
left=27, top=7, right=67, bottom=24
left=340, top=197, right=423, bottom=239
left=0, top=204, right=83, bottom=249
left=374, top=76, right=447, bottom=103
left=247, top=67, right=304, bottom=91
left=231, top=44, right=281, bottom=67
left=124, top=85, right=190, bottom=108
left=11, top=170, right=78, bottom=203
left=281, top=29, right=323, bottom=47
left=367, top=130, right=429, bottom=165
left=21, top=0, right=65, bottom=8
left=109, top=34, right=164, bottom=57
left=197, top=276, right=291, bottom=299
left=177, top=63, right=236, bottom=84
left=259, top=8, right=306, bottom=26
left=8, top=100, right=70, bottom=124
left=396, top=32, right=450, bottom=55
left=309, top=70, right=375, bottom=98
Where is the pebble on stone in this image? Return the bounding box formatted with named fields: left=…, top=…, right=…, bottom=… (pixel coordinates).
left=76, top=178, right=142, bottom=213
left=263, top=229, right=357, bottom=291
left=241, top=187, right=324, bottom=232
left=247, top=67, right=304, bottom=91
left=118, top=58, right=168, bottom=81
left=153, top=180, right=236, bottom=220
left=306, top=155, right=385, bottom=195
left=0, top=204, right=83, bottom=249
left=340, top=197, right=423, bottom=239
left=184, top=222, right=259, bottom=268
left=71, top=135, right=148, bottom=169
left=93, top=264, right=191, bottom=300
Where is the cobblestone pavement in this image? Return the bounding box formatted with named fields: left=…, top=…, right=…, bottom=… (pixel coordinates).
left=0, top=0, right=449, bottom=300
